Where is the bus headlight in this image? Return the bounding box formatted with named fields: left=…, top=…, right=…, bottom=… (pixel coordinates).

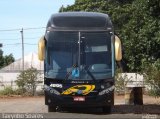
left=101, top=82, right=112, bottom=89
left=50, top=88, right=60, bottom=95
left=99, top=85, right=115, bottom=96
left=44, top=85, right=60, bottom=95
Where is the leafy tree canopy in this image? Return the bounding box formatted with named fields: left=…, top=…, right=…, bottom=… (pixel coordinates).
left=0, top=49, right=15, bottom=69
left=60, top=0, right=160, bottom=72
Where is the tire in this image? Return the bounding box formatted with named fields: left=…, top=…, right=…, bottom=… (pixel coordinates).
left=102, top=106, right=111, bottom=114
left=48, top=105, right=56, bottom=112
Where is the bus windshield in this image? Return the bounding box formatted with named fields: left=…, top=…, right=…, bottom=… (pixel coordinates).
left=45, top=31, right=112, bottom=80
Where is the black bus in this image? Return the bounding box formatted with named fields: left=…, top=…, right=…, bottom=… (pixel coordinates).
left=38, top=12, right=122, bottom=113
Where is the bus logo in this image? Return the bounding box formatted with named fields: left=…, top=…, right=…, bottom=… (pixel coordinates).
left=62, top=85, right=95, bottom=95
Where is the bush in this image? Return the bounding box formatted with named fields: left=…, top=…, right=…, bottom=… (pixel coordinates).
left=115, top=68, right=125, bottom=95
left=0, top=86, right=15, bottom=96
left=15, top=67, right=42, bottom=96
left=36, top=90, right=44, bottom=96
left=0, top=86, right=44, bottom=96
left=148, top=89, right=160, bottom=97
left=14, top=88, right=26, bottom=95
left=143, top=59, right=160, bottom=97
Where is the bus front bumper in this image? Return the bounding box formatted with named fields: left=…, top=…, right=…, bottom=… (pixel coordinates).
left=45, top=90, right=114, bottom=107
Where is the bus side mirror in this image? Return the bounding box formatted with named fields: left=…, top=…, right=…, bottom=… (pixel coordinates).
left=38, top=36, right=45, bottom=61
left=115, top=35, right=122, bottom=61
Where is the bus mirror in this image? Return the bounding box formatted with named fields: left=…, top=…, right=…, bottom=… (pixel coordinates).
left=115, top=35, right=122, bottom=61
left=38, top=36, right=45, bottom=61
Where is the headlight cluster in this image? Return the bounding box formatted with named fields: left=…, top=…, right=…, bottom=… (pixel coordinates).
left=99, top=82, right=114, bottom=96
left=44, top=85, right=60, bottom=95
left=100, top=82, right=112, bottom=89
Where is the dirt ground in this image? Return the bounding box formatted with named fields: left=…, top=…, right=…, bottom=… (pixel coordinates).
left=0, top=94, right=159, bottom=103
left=0, top=94, right=159, bottom=114
left=115, top=94, right=160, bottom=105
left=0, top=94, right=159, bottom=105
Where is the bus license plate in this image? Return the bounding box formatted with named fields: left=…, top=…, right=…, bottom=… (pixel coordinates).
left=73, top=97, right=85, bottom=101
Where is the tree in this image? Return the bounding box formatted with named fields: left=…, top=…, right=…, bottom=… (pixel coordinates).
left=16, top=67, right=42, bottom=96
left=0, top=49, right=15, bottom=69
left=3, top=54, right=15, bottom=66
left=0, top=49, right=4, bottom=69
left=60, top=0, right=160, bottom=72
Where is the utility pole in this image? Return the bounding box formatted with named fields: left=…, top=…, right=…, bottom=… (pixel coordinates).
left=61, top=5, right=64, bottom=12
left=20, top=28, right=24, bottom=72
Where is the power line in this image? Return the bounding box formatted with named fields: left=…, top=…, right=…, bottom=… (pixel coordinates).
left=3, top=43, right=37, bottom=46
left=0, top=28, right=21, bottom=32
left=23, top=27, right=46, bottom=30
left=0, top=39, right=19, bottom=41
left=24, top=43, right=37, bottom=45
left=0, top=37, right=42, bottom=41
left=3, top=43, right=21, bottom=46
left=0, top=27, right=46, bottom=32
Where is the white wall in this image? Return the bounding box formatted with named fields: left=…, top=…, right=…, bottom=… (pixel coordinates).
left=0, top=72, right=20, bottom=82
left=120, top=73, right=144, bottom=87
left=0, top=72, right=44, bottom=91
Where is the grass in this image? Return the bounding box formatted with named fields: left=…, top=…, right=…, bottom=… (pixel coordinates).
left=0, top=86, right=15, bottom=96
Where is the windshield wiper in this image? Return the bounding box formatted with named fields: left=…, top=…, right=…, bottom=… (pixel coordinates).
left=83, top=65, right=96, bottom=83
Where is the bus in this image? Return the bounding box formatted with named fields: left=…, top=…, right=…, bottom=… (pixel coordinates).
left=38, top=12, right=122, bottom=113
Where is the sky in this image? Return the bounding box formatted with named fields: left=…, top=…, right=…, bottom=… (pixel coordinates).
left=0, top=0, right=75, bottom=60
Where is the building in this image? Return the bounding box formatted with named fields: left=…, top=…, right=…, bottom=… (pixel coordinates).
left=0, top=52, right=44, bottom=90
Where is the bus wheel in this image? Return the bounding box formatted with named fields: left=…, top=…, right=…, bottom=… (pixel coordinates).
left=48, top=105, right=56, bottom=112
left=102, top=106, right=111, bottom=114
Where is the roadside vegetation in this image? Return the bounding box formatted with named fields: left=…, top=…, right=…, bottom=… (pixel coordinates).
left=115, top=68, right=125, bottom=95
left=0, top=86, right=15, bottom=96
left=15, top=67, right=43, bottom=96
left=142, top=59, right=160, bottom=97
left=0, top=49, right=14, bottom=69
left=0, top=67, right=43, bottom=97
left=0, top=86, right=27, bottom=96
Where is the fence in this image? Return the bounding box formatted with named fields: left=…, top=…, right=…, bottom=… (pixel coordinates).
left=0, top=81, right=44, bottom=91
left=0, top=70, right=44, bottom=91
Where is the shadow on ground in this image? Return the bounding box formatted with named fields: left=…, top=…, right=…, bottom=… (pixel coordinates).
left=113, top=105, right=160, bottom=114
left=59, top=104, right=160, bottom=115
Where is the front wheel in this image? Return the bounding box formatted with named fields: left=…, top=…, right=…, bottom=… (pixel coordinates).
left=102, top=106, right=111, bottom=114
left=48, top=105, right=56, bottom=112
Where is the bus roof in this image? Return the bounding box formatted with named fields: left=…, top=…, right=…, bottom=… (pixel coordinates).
left=46, top=12, right=113, bottom=31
